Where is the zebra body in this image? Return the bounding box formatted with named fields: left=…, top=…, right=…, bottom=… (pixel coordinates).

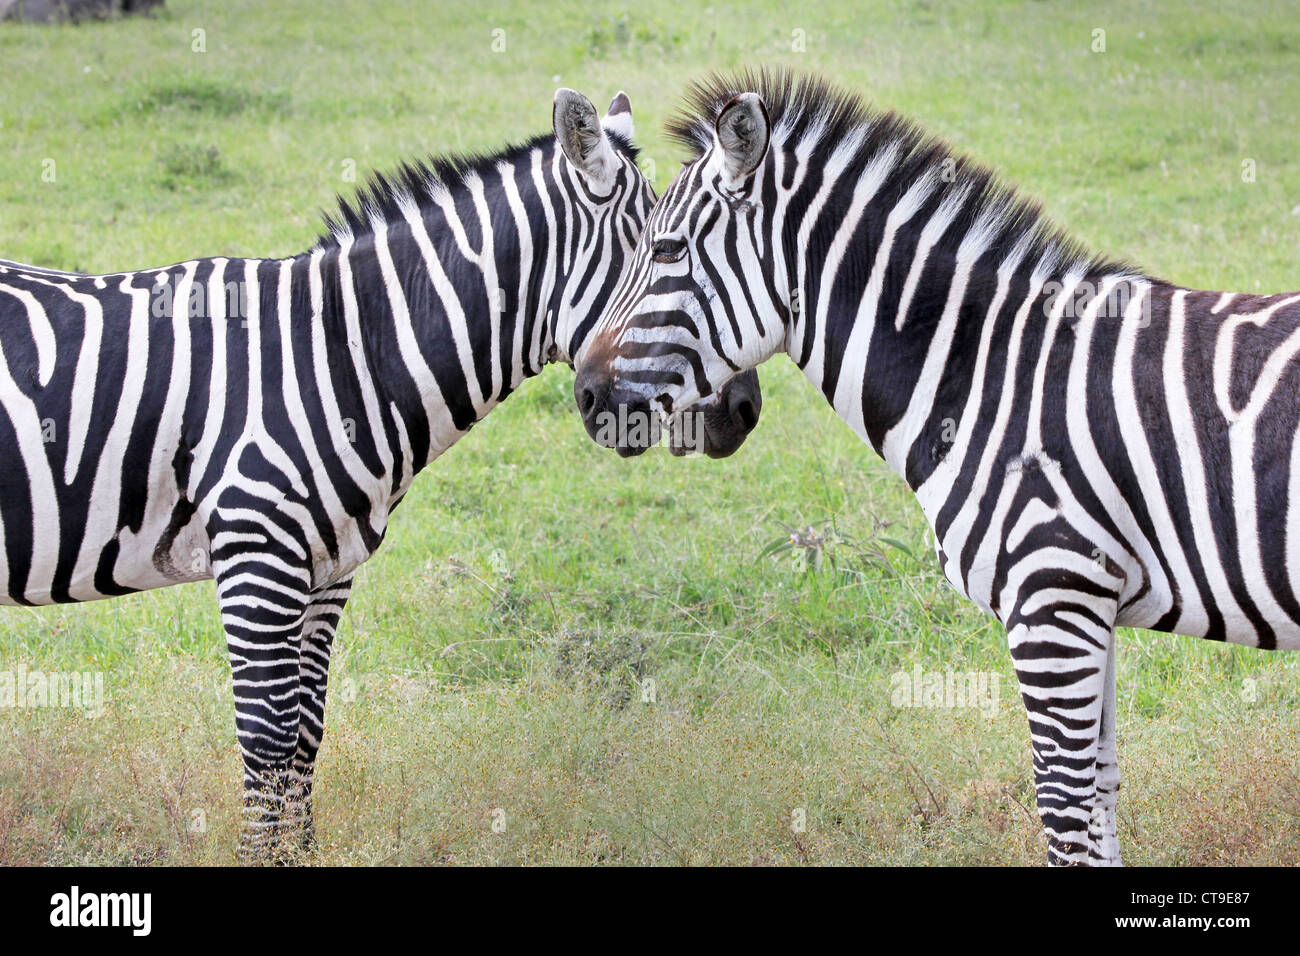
left=0, top=90, right=686, bottom=857
left=0, top=253, right=418, bottom=605
left=575, top=69, right=1298, bottom=864
left=921, top=281, right=1300, bottom=653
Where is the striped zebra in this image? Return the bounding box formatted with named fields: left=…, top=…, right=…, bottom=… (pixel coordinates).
left=0, top=88, right=761, bottom=859
left=573, top=68, right=1300, bottom=865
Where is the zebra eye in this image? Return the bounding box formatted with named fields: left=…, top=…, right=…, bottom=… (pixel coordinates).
left=651, top=237, right=688, bottom=263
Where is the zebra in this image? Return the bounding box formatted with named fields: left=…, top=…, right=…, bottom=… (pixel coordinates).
left=573, top=68, right=1300, bottom=866
left=0, top=88, right=762, bottom=859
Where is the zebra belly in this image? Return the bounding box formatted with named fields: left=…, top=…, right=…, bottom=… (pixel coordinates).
left=924, top=461, right=1300, bottom=651
left=0, top=484, right=212, bottom=606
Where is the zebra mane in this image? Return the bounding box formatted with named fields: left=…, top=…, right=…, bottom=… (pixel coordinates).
left=665, top=67, right=1136, bottom=280
left=315, top=130, right=638, bottom=251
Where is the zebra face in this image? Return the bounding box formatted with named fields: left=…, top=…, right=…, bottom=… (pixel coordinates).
left=556, top=89, right=764, bottom=459
left=550, top=88, right=658, bottom=363
left=574, top=92, right=783, bottom=454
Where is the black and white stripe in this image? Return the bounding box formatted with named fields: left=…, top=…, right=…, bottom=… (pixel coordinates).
left=575, top=69, right=1300, bottom=865
left=1, top=89, right=656, bottom=858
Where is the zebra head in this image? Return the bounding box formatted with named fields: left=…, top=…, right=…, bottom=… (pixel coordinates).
left=573, top=85, right=781, bottom=454
left=557, top=88, right=763, bottom=459
left=550, top=87, right=653, bottom=355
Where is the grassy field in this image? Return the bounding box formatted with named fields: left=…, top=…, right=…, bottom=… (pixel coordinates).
left=1, top=0, right=1299, bottom=865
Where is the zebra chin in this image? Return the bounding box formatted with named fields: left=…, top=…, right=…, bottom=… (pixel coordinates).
left=574, top=368, right=761, bottom=458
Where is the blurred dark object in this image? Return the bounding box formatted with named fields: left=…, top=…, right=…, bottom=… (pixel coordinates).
left=0, top=0, right=163, bottom=22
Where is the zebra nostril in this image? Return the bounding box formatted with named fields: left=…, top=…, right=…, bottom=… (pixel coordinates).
left=579, top=387, right=597, bottom=416
left=733, top=399, right=758, bottom=432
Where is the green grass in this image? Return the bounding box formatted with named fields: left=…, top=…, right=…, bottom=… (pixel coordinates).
left=1, top=0, right=1299, bottom=865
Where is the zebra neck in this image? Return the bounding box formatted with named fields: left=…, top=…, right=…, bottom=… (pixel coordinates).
left=791, top=240, right=988, bottom=479
left=310, top=216, right=556, bottom=475
left=792, top=230, right=1140, bottom=492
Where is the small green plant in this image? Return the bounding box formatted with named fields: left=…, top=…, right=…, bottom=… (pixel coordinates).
left=758, top=517, right=917, bottom=584
left=134, top=78, right=290, bottom=118
left=157, top=144, right=234, bottom=191
left=555, top=630, right=649, bottom=709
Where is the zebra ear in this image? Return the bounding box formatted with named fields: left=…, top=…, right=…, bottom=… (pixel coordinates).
left=602, top=91, right=634, bottom=142
left=554, top=88, right=618, bottom=186
left=714, top=92, right=770, bottom=190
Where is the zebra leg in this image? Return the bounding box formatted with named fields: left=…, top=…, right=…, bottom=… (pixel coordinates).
left=214, top=554, right=313, bottom=862
left=1090, top=632, right=1122, bottom=865
left=1005, top=581, right=1119, bottom=866
left=284, top=574, right=354, bottom=851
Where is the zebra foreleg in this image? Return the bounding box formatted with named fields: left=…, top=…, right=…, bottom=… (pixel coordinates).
left=284, top=575, right=354, bottom=852
left=1005, top=585, right=1119, bottom=866
left=1090, top=632, right=1122, bottom=865
left=214, top=555, right=313, bottom=863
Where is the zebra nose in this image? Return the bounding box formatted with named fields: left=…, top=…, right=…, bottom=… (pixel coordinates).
left=573, top=368, right=654, bottom=457
left=731, top=396, right=759, bottom=433
left=574, top=368, right=609, bottom=429
left=726, top=369, right=763, bottom=434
